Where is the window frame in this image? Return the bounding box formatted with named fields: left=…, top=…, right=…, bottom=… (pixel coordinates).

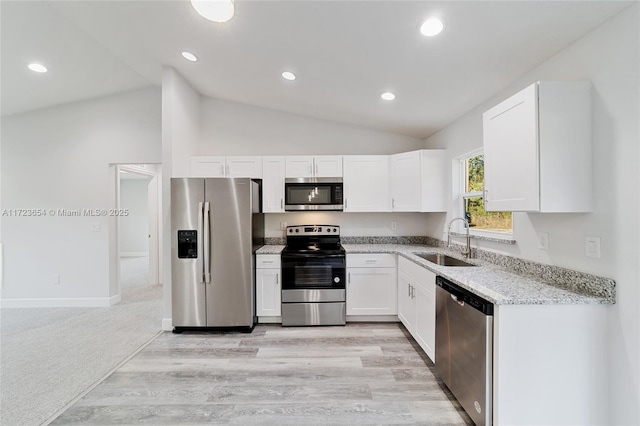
left=456, top=149, right=514, bottom=239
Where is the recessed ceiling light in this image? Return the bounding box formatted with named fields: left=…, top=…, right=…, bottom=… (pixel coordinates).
left=28, top=63, right=47, bottom=73
left=420, top=17, right=444, bottom=37
left=381, top=92, right=396, bottom=101
left=282, top=71, right=296, bottom=81
left=191, top=0, right=234, bottom=23
left=181, top=51, right=198, bottom=62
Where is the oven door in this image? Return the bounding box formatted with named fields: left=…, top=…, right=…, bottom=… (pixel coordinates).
left=281, top=253, right=346, bottom=290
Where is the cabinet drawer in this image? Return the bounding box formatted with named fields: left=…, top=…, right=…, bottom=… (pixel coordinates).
left=399, top=256, right=430, bottom=282
left=256, top=255, right=281, bottom=269
left=347, top=253, right=396, bottom=268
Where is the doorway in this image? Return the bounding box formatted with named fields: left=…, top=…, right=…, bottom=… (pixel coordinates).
left=113, top=164, right=161, bottom=303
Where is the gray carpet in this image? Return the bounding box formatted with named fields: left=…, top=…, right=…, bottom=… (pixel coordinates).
left=0, top=257, right=163, bottom=426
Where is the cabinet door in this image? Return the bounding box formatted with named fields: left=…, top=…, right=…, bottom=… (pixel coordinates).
left=262, top=156, right=285, bottom=212
left=314, top=156, right=343, bottom=177
left=285, top=156, right=314, bottom=178
left=190, top=156, right=226, bottom=177
left=483, top=83, right=539, bottom=211
left=256, top=268, right=281, bottom=317
left=343, top=156, right=390, bottom=212
left=419, top=150, right=447, bottom=212
left=390, top=151, right=420, bottom=211
left=413, top=270, right=436, bottom=362
left=346, top=268, right=397, bottom=316
left=397, top=270, right=416, bottom=332
left=226, top=156, right=263, bottom=178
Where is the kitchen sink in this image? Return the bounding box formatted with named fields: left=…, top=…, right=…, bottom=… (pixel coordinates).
left=412, top=252, right=477, bottom=267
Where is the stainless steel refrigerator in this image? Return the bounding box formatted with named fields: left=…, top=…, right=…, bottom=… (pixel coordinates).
left=171, top=178, right=264, bottom=332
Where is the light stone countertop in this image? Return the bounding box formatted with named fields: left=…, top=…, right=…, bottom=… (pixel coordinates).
left=256, top=243, right=614, bottom=306
left=255, top=245, right=285, bottom=255
left=343, top=244, right=613, bottom=306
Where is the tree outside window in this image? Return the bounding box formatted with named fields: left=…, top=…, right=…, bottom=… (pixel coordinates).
left=462, top=154, right=512, bottom=233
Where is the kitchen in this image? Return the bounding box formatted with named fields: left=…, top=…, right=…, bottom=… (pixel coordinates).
left=1, top=1, right=638, bottom=425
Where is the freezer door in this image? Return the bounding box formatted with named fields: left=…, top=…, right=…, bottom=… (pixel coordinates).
left=204, top=178, right=255, bottom=327
left=171, top=178, right=206, bottom=327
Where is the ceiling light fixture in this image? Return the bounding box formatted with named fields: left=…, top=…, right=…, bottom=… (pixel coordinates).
left=191, top=0, right=235, bottom=23
left=282, top=71, right=296, bottom=81
left=381, top=92, right=396, bottom=101
left=181, top=51, right=198, bottom=62
left=28, top=63, right=47, bottom=73
left=420, top=17, right=444, bottom=37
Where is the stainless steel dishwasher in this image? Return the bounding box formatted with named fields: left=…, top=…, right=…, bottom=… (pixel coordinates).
left=435, top=276, right=494, bottom=426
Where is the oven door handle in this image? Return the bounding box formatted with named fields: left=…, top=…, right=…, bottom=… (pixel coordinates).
left=282, top=253, right=345, bottom=259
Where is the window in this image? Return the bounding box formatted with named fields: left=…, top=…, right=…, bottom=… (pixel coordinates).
left=460, top=152, right=512, bottom=234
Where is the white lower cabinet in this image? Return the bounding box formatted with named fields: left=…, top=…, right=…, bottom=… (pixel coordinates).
left=346, top=254, right=397, bottom=316
left=397, top=256, right=436, bottom=361
left=255, top=255, right=281, bottom=318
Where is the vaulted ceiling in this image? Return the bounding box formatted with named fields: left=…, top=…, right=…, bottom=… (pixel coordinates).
left=1, top=1, right=632, bottom=138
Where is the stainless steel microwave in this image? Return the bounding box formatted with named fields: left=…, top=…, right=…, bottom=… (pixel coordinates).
left=284, top=178, right=343, bottom=211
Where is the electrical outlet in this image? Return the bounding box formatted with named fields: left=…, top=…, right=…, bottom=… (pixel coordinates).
left=537, top=232, right=549, bottom=250
left=91, top=223, right=101, bottom=232
left=585, top=236, right=601, bottom=258
left=391, top=221, right=397, bottom=230
left=53, top=274, right=60, bottom=285
left=280, top=222, right=287, bottom=231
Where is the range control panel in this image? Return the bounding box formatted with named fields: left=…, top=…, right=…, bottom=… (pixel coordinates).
left=286, top=225, right=340, bottom=236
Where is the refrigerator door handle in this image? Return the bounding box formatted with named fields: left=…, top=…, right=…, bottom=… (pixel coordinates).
left=203, top=201, right=211, bottom=283
left=197, top=201, right=205, bottom=283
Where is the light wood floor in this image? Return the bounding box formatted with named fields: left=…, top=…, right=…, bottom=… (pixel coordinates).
left=51, top=323, right=472, bottom=425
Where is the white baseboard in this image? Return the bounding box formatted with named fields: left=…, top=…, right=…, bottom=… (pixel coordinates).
left=258, top=316, right=282, bottom=324
left=1, top=296, right=118, bottom=308
left=346, top=315, right=400, bottom=322
left=120, top=252, right=149, bottom=258
left=162, top=318, right=173, bottom=331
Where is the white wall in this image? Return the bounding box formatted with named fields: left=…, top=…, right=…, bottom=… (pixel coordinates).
left=198, top=97, right=424, bottom=156
left=0, top=87, right=161, bottom=306
left=424, top=5, right=639, bottom=424
left=119, top=179, right=150, bottom=256
left=265, top=212, right=436, bottom=239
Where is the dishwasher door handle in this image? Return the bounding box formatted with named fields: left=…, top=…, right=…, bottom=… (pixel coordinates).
left=451, top=294, right=465, bottom=307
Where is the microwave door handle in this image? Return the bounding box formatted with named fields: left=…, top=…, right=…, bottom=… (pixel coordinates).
left=203, top=202, right=211, bottom=283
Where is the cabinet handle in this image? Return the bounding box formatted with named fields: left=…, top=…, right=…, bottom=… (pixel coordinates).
left=408, top=284, right=411, bottom=298
left=276, top=273, right=279, bottom=283
left=220, top=164, right=225, bottom=176
left=348, top=272, right=351, bottom=283
left=309, top=164, right=313, bottom=176
left=392, top=198, right=395, bottom=209
left=345, top=198, right=348, bottom=209
left=263, top=260, right=274, bottom=264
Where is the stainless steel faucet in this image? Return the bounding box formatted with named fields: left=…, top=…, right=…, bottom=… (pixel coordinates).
left=447, top=217, right=471, bottom=258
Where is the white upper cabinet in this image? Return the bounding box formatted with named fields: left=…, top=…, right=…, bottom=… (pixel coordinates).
left=389, top=150, right=447, bottom=212
left=191, top=156, right=226, bottom=177
left=262, top=156, right=286, bottom=213
left=285, top=155, right=343, bottom=178
left=483, top=81, right=592, bottom=212
left=343, top=156, right=391, bottom=212
left=190, top=156, right=263, bottom=178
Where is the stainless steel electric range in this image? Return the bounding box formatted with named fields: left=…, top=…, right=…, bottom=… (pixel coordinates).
left=280, top=225, right=346, bottom=326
